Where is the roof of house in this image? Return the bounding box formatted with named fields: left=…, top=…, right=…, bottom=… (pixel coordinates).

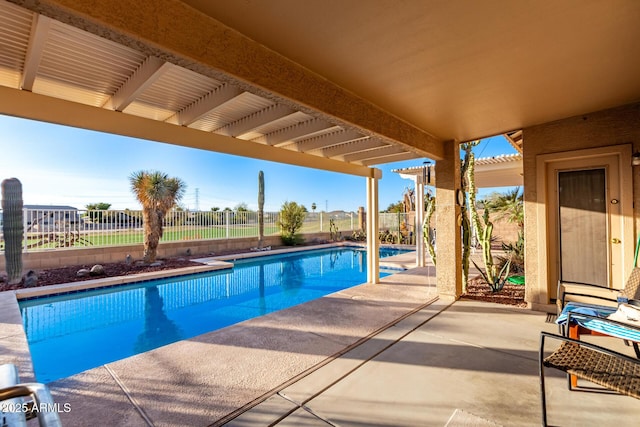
left=23, top=205, right=79, bottom=210
left=393, top=154, right=523, bottom=188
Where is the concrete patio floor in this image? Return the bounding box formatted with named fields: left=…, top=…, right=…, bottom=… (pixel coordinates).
left=224, top=298, right=640, bottom=427
left=2, top=250, right=639, bottom=426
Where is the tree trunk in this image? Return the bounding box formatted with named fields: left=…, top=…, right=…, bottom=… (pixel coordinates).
left=143, top=208, right=160, bottom=263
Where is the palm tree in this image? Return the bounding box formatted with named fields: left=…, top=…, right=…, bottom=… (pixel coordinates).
left=483, top=187, right=524, bottom=227
left=483, top=187, right=525, bottom=275
left=130, top=170, right=186, bottom=263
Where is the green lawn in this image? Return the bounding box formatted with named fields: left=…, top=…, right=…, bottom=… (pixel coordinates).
left=20, top=224, right=283, bottom=249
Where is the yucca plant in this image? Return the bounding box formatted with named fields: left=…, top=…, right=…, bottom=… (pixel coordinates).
left=130, top=171, right=186, bottom=263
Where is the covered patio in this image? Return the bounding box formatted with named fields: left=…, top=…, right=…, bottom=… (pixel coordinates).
left=2, top=0, right=640, bottom=425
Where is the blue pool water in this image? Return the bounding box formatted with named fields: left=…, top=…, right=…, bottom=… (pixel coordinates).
left=20, top=246, right=409, bottom=383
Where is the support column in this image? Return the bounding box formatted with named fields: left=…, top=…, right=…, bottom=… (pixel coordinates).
left=366, top=175, right=380, bottom=284
left=435, top=142, right=462, bottom=297
left=415, top=175, right=425, bottom=267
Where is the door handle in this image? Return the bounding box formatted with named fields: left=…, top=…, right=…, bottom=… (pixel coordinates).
left=612, top=238, right=621, bottom=244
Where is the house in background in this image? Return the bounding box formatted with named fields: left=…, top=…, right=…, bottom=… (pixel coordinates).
left=23, top=205, right=80, bottom=231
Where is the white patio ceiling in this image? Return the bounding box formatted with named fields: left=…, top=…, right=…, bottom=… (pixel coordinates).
left=0, top=1, right=426, bottom=177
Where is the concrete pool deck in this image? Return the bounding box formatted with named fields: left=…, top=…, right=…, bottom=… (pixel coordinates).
left=46, top=261, right=439, bottom=426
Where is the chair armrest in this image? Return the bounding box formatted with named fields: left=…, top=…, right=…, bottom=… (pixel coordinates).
left=1, top=382, right=62, bottom=427
left=565, top=311, right=640, bottom=343
left=0, top=385, right=33, bottom=401
left=567, top=311, right=640, bottom=329
left=558, top=281, right=619, bottom=310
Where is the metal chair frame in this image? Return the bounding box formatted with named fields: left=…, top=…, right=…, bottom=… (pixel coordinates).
left=539, top=314, right=640, bottom=426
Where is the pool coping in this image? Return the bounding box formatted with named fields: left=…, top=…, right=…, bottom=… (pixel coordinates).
left=11, top=242, right=350, bottom=300
left=13, top=260, right=234, bottom=300
left=12, top=242, right=414, bottom=301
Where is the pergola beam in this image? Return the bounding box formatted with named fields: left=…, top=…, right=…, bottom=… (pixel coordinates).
left=0, top=86, right=380, bottom=178
left=175, top=83, right=243, bottom=126
left=295, top=129, right=364, bottom=152
left=214, top=103, right=296, bottom=138
left=361, top=152, right=419, bottom=166
left=105, top=56, right=171, bottom=111
left=322, top=139, right=387, bottom=158
left=343, top=145, right=406, bottom=163
left=253, top=118, right=335, bottom=146
left=504, top=130, right=523, bottom=154
left=20, top=13, right=52, bottom=91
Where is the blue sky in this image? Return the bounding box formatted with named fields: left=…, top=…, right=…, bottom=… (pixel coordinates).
left=0, top=115, right=517, bottom=212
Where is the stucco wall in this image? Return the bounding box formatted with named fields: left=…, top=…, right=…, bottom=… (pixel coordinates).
left=523, top=102, right=640, bottom=310
left=477, top=209, right=520, bottom=246
left=0, top=233, right=332, bottom=271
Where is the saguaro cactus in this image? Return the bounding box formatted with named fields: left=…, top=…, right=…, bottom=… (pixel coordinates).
left=257, top=171, right=265, bottom=248
left=2, top=178, right=24, bottom=285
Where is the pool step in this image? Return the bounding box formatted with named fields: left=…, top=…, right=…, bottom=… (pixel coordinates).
left=380, top=267, right=406, bottom=275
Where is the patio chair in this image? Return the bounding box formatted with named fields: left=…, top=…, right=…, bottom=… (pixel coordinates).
left=1, top=364, right=62, bottom=427
left=558, top=267, right=640, bottom=310
left=539, top=315, right=640, bottom=426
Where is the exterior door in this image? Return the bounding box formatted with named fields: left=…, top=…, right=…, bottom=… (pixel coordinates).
left=558, top=167, right=609, bottom=286
left=546, top=154, right=628, bottom=296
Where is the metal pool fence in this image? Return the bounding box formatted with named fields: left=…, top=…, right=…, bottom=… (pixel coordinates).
left=0, top=208, right=411, bottom=253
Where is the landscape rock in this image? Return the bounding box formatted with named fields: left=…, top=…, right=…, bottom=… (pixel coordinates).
left=149, top=261, right=164, bottom=267
left=24, top=270, right=38, bottom=287
left=90, top=264, right=105, bottom=276
left=0, top=257, right=203, bottom=292
left=76, top=269, right=90, bottom=277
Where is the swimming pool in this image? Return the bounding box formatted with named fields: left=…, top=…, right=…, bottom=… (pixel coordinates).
left=20, top=246, right=409, bottom=383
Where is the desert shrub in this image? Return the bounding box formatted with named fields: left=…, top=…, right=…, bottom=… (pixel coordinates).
left=278, top=201, right=306, bottom=245
left=497, top=232, right=525, bottom=275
